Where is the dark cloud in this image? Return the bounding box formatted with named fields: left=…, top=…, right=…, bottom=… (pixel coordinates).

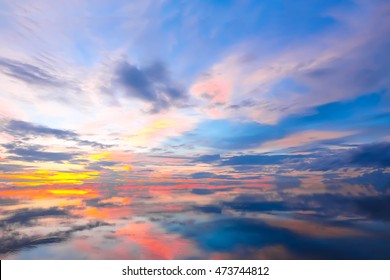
left=115, top=60, right=187, bottom=113
left=347, top=142, right=390, bottom=167
left=0, top=221, right=110, bottom=255
left=192, top=154, right=221, bottom=164
left=7, top=120, right=77, bottom=138
left=274, top=175, right=301, bottom=190
left=297, top=142, right=390, bottom=171
left=71, top=139, right=110, bottom=149
left=191, top=142, right=390, bottom=174
left=191, top=172, right=232, bottom=179
left=191, top=189, right=215, bottom=195
left=165, top=217, right=390, bottom=259
left=291, top=193, right=390, bottom=222
left=4, top=119, right=111, bottom=149
left=224, top=200, right=289, bottom=212
left=228, top=99, right=258, bottom=110
left=231, top=165, right=265, bottom=172
left=217, top=193, right=338, bottom=218
left=0, top=163, right=27, bottom=172
left=0, top=198, right=20, bottom=206
left=6, top=145, right=78, bottom=162
left=86, top=160, right=119, bottom=171
left=0, top=207, right=68, bottom=226
left=355, top=195, right=390, bottom=221
left=206, top=180, right=242, bottom=186
left=192, top=205, right=223, bottom=213
left=191, top=187, right=233, bottom=195
left=0, top=57, right=66, bottom=87
left=0, top=234, right=67, bottom=255
left=335, top=170, right=390, bottom=192
left=221, top=154, right=305, bottom=166
left=192, top=191, right=390, bottom=223
left=220, top=194, right=304, bottom=213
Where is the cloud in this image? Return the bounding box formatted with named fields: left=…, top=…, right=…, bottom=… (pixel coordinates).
left=221, top=154, right=305, bottom=166
left=292, top=193, right=390, bottom=222
left=297, top=142, right=390, bottom=171
left=0, top=234, right=67, bottom=255
left=0, top=57, right=67, bottom=87
left=337, top=170, right=390, bottom=192
left=192, top=154, right=221, bottom=164
left=114, top=60, right=187, bottom=113
left=0, top=221, right=110, bottom=255
left=6, top=120, right=77, bottom=138
left=274, top=175, right=301, bottom=190
left=189, top=141, right=390, bottom=176
left=0, top=198, right=20, bottom=206
left=4, top=119, right=111, bottom=149
left=192, top=205, right=223, bottom=213
left=6, top=145, right=78, bottom=162
left=194, top=191, right=390, bottom=224
left=171, top=92, right=389, bottom=152
left=347, top=142, right=390, bottom=167
left=191, top=189, right=216, bottom=195
left=355, top=195, right=390, bottom=221
left=259, top=130, right=354, bottom=152
left=188, top=0, right=390, bottom=125
left=191, top=187, right=233, bottom=196
left=190, top=172, right=232, bottom=179
left=0, top=163, right=27, bottom=172
left=86, top=160, right=119, bottom=171
left=165, top=216, right=390, bottom=259
left=223, top=200, right=290, bottom=213
left=0, top=207, right=68, bottom=226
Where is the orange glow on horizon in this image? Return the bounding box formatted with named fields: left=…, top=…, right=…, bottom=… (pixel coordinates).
left=0, top=170, right=100, bottom=186
left=0, top=187, right=99, bottom=200
left=48, top=189, right=90, bottom=195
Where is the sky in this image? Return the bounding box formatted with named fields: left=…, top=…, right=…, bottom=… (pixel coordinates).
left=0, top=0, right=390, bottom=259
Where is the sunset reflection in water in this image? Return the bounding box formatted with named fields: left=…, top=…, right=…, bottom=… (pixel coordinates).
left=1, top=177, right=389, bottom=260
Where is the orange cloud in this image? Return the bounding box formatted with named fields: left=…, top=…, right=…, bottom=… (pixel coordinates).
left=73, top=206, right=133, bottom=220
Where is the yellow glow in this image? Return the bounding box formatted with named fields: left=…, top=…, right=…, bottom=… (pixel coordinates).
left=0, top=170, right=100, bottom=186
left=128, top=118, right=176, bottom=140
left=123, top=165, right=132, bottom=171
left=89, top=151, right=112, bottom=161
left=48, top=189, right=90, bottom=195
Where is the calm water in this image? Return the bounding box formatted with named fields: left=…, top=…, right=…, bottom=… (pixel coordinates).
left=1, top=179, right=390, bottom=260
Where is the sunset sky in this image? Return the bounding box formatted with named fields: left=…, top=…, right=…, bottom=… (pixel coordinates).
left=0, top=0, right=390, bottom=259
left=1, top=0, right=389, bottom=188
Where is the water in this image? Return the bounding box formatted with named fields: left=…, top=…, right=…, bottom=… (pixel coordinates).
left=1, top=180, right=390, bottom=259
